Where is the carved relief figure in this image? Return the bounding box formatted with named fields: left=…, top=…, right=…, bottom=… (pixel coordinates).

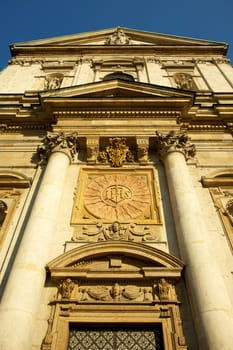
left=105, top=28, right=131, bottom=45
left=157, top=278, right=177, bottom=301
left=226, top=199, right=233, bottom=225
left=173, top=72, right=195, bottom=90
left=0, top=200, right=7, bottom=227
left=44, top=74, right=63, bottom=90
left=59, top=278, right=74, bottom=299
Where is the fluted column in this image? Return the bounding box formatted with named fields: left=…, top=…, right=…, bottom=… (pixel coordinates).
left=0, top=132, right=78, bottom=350
left=156, top=131, right=233, bottom=350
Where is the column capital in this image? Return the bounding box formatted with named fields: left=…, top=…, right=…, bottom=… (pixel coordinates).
left=37, top=131, right=78, bottom=164
left=156, top=131, right=196, bottom=161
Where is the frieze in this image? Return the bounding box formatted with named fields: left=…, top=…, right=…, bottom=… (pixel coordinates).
left=72, top=222, right=160, bottom=242
left=0, top=123, right=50, bottom=133
left=177, top=122, right=227, bottom=132
left=213, top=57, right=231, bottom=64
left=56, top=278, right=178, bottom=304
left=53, top=110, right=181, bottom=119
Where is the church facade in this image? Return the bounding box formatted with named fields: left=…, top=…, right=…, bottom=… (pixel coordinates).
left=0, top=27, right=233, bottom=350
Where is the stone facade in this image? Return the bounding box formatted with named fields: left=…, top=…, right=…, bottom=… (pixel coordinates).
left=0, top=27, right=233, bottom=350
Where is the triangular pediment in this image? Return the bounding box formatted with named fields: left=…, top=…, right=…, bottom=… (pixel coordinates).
left=12, top=26, right=226, bottom=48
left=40, top=79, right=194, bottom=99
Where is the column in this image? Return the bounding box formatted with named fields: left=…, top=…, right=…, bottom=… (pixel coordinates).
left=0, top=132, right=78, bottom=350
left=156, top=131, right=233, bottom=350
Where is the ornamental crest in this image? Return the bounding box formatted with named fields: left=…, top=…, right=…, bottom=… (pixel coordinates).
left=105, top=28, right=131, bottom=45
left=99, top=137, right=134, bottom=167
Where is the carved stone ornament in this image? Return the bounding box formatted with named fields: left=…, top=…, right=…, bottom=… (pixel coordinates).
left=44, top=75, right=62, bottom=90
left=0, top=200, right=8, bottom=227
left=72, top=222, right=159, bottom=242
left=86, top=138, right=98, bottom=164
left=56, top=279, right=177, bottom=304
left=83, top=174, right=150, bottom=221
left=105, top=28, right=131, bottom=45
left=59, top=278, right=75, bottom=299
left=226, top=198, right=233, bottom=226
left=98, top=137, right=134, bottom=167
left=173, top=72, right=195, bottom=90
left=156, top=131, right=196, bottom=161
left=37, top=131, right=78, bottom=163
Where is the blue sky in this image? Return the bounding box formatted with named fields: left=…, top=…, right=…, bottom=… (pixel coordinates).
left=0, top=0, right=233, bottom=70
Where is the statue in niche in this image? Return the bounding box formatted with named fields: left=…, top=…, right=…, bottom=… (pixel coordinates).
left=173, top=72, right=195, bottom=90
left=0, top=200, right=7, bottom=227
left=98, top=137, right=134, bottom=167
left=105, top=28, right=131, bottom=45
left=225, top=199, right=233, bottom=225
left=59, top=278, right=74, bottom=299
left=157, top=278, right=177, bottom=301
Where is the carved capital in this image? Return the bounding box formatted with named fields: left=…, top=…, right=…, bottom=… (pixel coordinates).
left=37, top=131, right=78, bottom=164
left=156, top=131, right=196, bottom=161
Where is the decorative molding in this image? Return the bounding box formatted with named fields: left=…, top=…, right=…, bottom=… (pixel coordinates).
left=98, top=137, right=134, bottom=167
left=37, top=131, right=78, bottom=163
left=156, top=131, right=196, bottom=160
left=53, top=110, right=181, bottom=119
left=212, top=57, right=231, bottom=64
left=72, top=222, right=160, bottom=243
left=56, top=278, right=178, bottom=304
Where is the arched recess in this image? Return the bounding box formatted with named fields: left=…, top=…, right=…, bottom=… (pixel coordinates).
left=0, top=171, right=31, bottom=246
left=42, top=242, right=187, bottom=350
left=202, top=170, right=233, bottom=252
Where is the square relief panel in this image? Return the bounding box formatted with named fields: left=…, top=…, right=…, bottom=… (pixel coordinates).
left=71, top=168, right=161, bottom=226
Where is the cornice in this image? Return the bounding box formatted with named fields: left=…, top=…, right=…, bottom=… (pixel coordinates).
left=10, top=45, right=227, bottom=58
